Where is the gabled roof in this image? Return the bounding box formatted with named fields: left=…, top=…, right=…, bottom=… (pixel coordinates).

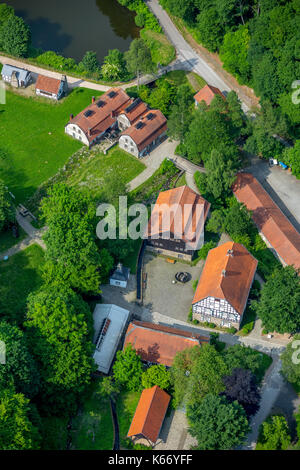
left=110, top=263, right=130, bottom=282
left=194, top=84, right=225, bottom=106
left=147, top=185, right=210, bottom=245
left=68, top=88, right=131, bottom=142
left=192, top=242, right=258, bottom=315
left=127, top=386, right=170, bottom=444
left=121, top=109, right=167, bottom=152
left=233, top=173, right=300, bottom=270
left=1, top=64, right=30, bottom=81
left=124, top=321, right=209, bottom=367
left=35, top=74, right=62, bottom=95
left=119, top=98, right=148, bottom=124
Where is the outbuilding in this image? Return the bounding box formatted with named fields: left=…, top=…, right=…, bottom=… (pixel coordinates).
left=110, top=263, right=130, bottom=288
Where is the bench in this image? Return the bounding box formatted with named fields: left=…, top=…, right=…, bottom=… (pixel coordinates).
left=166, top=258, right=176, bottom=264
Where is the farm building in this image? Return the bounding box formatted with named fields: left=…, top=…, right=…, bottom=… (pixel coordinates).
left=1, top=64, right=32, bottom=88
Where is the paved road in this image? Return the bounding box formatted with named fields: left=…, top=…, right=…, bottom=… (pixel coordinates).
left=242, top=357, right=285, bottom=450
left=146, top=0, right=252, bottom=112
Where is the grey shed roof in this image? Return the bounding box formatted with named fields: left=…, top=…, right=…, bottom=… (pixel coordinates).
left=1, top=64, right=30, bottom=81
left=93, top=304, right=130, bottom=374
left=110, top=263, right=130, bottom=282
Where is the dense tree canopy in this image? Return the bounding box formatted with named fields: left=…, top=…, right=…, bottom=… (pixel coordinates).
left=125, top=38, right=155, bottom=82
left=0, top=179, right=14, bottom=233
left=0, top=321, right=40, bottom=398
left=113, top=344, right=143, bottom=391
left=41, top=184, right=102, bottom=294
left=141, top=365, right=171, bottom=390
left=25, top=286, right=94, bottom=414
left=255, top=266, right=300, bottom=334
left=187, top=393, right=250, bottom=450
left=0, top=388, right=40, bottom=450
left=256, top=415, right=291, bottom=450
left=0, top=14, right=31, bottom=57
left=281, top=334, right=300, bottom=386
left=223, top=367, right=260, bottom=417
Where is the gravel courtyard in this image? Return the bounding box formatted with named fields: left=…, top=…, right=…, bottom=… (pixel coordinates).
left=143, top=252, right=205, bottom=322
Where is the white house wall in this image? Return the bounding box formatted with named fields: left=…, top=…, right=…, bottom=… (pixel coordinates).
left=193, top=296, right=241, bottom=326
left=65, top=123, right=90, bottom=146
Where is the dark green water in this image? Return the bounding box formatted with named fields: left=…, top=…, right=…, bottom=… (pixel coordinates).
left=5, top=0, right=140, bottom=62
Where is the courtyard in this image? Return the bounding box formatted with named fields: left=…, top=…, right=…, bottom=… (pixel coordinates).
left=143, top=252, right=205, bottom=322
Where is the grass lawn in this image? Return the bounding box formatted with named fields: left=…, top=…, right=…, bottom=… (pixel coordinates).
left=0, top=243, right=45, bottom=324
left=162, top=70, right=206, bottom=92
left=65, top=147, right=145, bottom=202
left=175, top=172, right=187, bottom=188
left=40, top=416, right=69, bottom=450
left=0, top=225, right=27, bottom=253
left=116, top=390, right=141, bottom=449
left=141, top=30, right=176, bottom=66
left=70, top=379, right=114, bottom=450
left=0, top=87, right=98, bottom=203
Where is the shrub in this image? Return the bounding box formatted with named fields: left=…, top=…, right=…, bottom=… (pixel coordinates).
left=197, top=241, right=216, bottom=260
left=188, top=308, right=193, bottom=322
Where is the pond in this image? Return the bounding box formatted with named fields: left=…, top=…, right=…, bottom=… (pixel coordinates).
left=5, top=0, right=140, bottom=62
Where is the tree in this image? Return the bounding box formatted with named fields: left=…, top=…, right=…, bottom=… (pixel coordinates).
left=99, top=376, right=120, bottom=401
left=125, top=39, right=155, bottom=86
left=223, top=202, right=255, bottom=238
left=0, top=179, right=14, bottom=232
left=255, top=266, right=300, bottom=334
left=0, top=388, right=40, bottom=450
left=0, top=321, right=40, bottom=398
left=285, top=141, right=300, bottom=179
left=0, top=15, right=31, bottom=57
left=167, top=84, right=194, bottom=141
left=141, top=365, right=171, bottom=390
left=256, top=415, right=291, bottom=450
left=81, top=51, right=100, bottom=75
left=220, top=25, right=251, bottom=82
left=113, top=344, right=143, bottom=391
left=41, top=184, right=101, bottom=294
left=281, top=334, right=300, bottom=386
left=101, top=49, right=127, bottom=81
left=25, top=286, right=95, bottom=414
left=0, top=3, right=14, bottom=27
left=223, top=368, right=260, bottom=417
left=205, top=149, right=236, bottom=200
left=171, top=344, right=228, bottom=406
left=187, top=394, right=250, bottom=450
left=223, top=344, right=261, bottom=377
left=195, top=8, right=224, bottom=52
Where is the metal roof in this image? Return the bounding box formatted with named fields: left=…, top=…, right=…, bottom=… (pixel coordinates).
left=93, top=304, right=130, bottom=374
left=1, top=64, right=30, bottom=82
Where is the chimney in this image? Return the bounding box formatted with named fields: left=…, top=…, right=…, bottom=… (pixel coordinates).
left=226, top=249, right=234, bottom=257
left=222, top=269, right=226, bottom=277
left=70, top=113, right=74, bottom=120
left=88, top=127, right=92, bottom=137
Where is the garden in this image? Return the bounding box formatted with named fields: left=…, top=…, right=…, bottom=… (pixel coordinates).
left=0, top=87, right=98, bottom=203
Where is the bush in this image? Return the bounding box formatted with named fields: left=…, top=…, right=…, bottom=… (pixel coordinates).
left=192, top=280, right=199, bottom=292
left=159, top=158, right=177, bottom=175
left=188, top=308, right=193, bottom=322
left=226, top=327, right=237, bottom=335
left=197, top=241, right=216, bottom=260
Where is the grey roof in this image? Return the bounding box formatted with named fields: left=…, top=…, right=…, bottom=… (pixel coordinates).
left=110, top=263, right=130, bottom=282
left=1, top=64, right=30, bottom=81
left=93, top=304, right=130, bottom=374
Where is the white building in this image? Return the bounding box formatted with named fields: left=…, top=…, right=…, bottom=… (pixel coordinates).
left=110, top=263, right=130, bottom=288
left=35, top=74, right=67, bottom=100
left=93, top=304, right=130, bottom=374
left=1, top=64, right=32, bottom=88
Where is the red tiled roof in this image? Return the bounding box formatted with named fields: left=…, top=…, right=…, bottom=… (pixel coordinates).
left=35, top=74, right=62, bottom=95
left=119, top=99, right=148, bottom=124
left=124, top=321, right=209, bottom=367
left=68, top=88, right=131, bottom=142
left=194, top=84, right=225, bottom=106
left=121, top=109, right=167, bottom=152
left=192, top=242, right=258, bottom=315
left=233, top=173, right=300, bottom=270
left=147, top=185, right=210, bottom=245
left=127, top=386, right=170, bottom=444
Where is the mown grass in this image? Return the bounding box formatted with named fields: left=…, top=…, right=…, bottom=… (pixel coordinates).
left=0, top=243, right=45, bottom=324
left=141, top=29, right=176, bottom=66
left=0, top=225, right=27, bottom=252
left=0, top=87, right=98, bottom=203
left=116, top=390, right=141, bottom=449
left=70, top=379, right=114, bottom=450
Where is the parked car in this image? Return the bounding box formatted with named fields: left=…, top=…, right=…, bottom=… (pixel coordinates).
left=175, top=272, right=191, bottom=283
